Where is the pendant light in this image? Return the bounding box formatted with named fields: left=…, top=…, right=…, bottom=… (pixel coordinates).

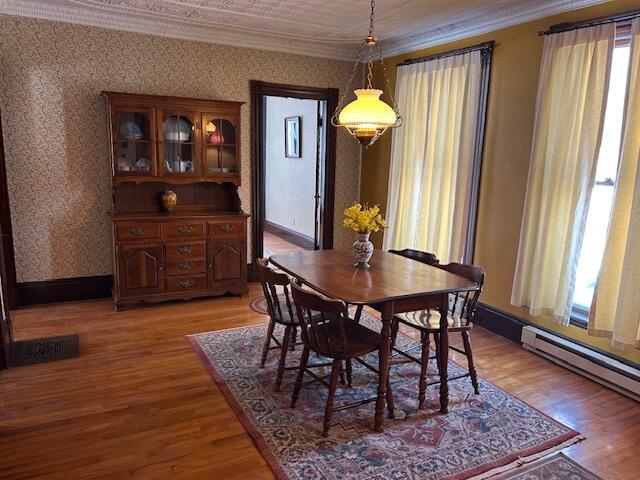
left=332, top=0, right=402, bottom=148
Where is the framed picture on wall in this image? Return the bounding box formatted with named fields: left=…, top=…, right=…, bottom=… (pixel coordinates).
left=285, top=116, right=301, bottom=158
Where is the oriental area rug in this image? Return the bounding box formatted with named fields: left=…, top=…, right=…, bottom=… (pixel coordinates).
left=188, top=315, right=583, bottom=480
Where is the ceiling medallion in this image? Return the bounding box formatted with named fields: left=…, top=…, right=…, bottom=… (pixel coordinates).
left=332, top=0, right=402, bottom=148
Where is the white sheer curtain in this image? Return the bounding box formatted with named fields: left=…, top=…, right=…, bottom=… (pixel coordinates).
left=589, top=19, right=640, bottom=351
left=383, top=51, right=482, bottom=263
left=511, top=24, right=615, bottom=325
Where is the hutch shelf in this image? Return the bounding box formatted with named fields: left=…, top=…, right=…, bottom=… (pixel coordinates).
left=103, top=92, right=248, bottom=310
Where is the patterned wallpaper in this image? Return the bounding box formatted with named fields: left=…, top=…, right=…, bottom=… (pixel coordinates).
left=0, top=15, right=361, bottom=282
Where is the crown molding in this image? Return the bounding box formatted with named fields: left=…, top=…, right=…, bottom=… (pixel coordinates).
left=381, top=0, right=609, bottom=58
left=0, top=0, right=609, bottom=61
left=0, top=0, right=359, bottom=61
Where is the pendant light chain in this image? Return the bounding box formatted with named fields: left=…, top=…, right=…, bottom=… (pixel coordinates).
left=376, top=40, right=402, bottom=127
left=366, top=0, right=375, bottom=89
left=331, top=41, right=366, bottom=126
left=367, top=47, right=374, bottom=89
left=331, top=0, right=402, bottom=146
left=368, top=0, right=375, bottom=37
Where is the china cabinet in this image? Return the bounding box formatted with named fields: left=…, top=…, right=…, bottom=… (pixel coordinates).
left=103, top=92, right=248, bottom=310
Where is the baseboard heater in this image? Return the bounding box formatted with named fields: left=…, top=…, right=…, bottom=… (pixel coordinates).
left=521, top=326, right=640, bottom=401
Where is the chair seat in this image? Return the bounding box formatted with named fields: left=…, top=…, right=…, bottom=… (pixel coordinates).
left=316, top=319, right=381, bottom=358
left=394, top=310, right=472, bottom=331
left=272, top=306, right=299, bottom=326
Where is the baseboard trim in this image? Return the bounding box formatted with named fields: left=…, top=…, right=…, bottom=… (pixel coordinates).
left=17, top=268, right=256, bottom=306
left=17, top=275, right=113, bottom=307
left=475, top=303, right=529, bottom=343
left=475, top=303, right=637, bottom=369
left=264, top=220, right=314, bottom=250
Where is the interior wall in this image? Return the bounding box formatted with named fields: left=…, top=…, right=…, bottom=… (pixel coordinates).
left=0, top=15, right=361, bottom=283
left=264, top=96, right=318, bottom=238
left=361, top=0, right=640, bottom=363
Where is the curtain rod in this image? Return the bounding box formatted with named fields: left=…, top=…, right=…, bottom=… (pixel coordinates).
left=539, top=8, right=640, bottom=36
left=397, top=41, right=494, bottom=67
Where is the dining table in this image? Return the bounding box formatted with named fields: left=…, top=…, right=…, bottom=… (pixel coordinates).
left=269, top=249, right=479, bottom=432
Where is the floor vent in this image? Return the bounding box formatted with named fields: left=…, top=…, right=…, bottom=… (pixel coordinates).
left=8, top=335, right=79, bottom=367
left=521, top=326, right=639, bottom=401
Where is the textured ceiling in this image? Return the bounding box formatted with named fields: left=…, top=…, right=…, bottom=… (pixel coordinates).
left=0, top=0, right=610, bottom=59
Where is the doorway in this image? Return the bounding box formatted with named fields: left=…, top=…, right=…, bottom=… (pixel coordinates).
left=251, top=82, right=338, bottom=271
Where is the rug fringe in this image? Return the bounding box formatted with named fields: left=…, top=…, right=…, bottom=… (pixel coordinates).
left=469, top=434, right=586, bottom=480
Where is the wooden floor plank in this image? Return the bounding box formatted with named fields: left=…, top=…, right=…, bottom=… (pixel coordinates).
left=0, top=284, right=638, bottom=479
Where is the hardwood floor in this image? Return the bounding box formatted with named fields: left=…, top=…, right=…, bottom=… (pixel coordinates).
left=0, top=284, right=638, bottom=479
left=263, top=232, right=308, bottom=257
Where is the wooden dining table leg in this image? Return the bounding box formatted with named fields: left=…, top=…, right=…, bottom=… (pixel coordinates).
left=438, top=294, right=449, bottom=414
left=375, top=302, right=393, bottom=432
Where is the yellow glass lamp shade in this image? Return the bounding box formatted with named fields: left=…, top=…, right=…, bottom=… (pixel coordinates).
left=338, top=89, right=398, bottom=145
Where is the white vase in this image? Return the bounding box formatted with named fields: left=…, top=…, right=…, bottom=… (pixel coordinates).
left=353, top=232, right=374, bottom=269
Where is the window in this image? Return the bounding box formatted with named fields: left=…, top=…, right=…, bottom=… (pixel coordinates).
left=571, top=27, right=632, bottom=323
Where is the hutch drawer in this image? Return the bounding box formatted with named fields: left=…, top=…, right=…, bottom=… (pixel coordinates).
left=165, top=259, right=206, bottom=276
left=116, top=223, right=161, bottom=241
left=208, top=220, right=246, bottom=240
left=166, top=274, right=207, bottom=293
left=165, top=240, right=206, bottom=260
left=163, top=222, right=206, bottom=238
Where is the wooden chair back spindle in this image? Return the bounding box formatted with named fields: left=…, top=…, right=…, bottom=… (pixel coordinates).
left=434, top=262, right=485, bottom=326
left=256, top=258, right=296, bottom=324
left=291, top=281, right=349, bottom=357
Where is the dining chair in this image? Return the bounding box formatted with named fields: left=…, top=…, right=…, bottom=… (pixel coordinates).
left=256, top=258, right=303, bottom=391
left=289, top=280, right=394, bottom=436
left=389, top=255, right=485, bottom=409
left=388, top=248, right=440, bottom=266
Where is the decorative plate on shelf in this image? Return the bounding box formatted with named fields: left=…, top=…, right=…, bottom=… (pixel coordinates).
left=135, top=158, right=151, bottom=172
left=118, top=122, right=143, bottom=140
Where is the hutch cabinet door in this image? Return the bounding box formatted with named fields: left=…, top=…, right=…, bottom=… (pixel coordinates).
left=117, top=243, right=164, bottom=297
left=158, top=109, right=201, bottom=178
left=207, top=240, right=245, bottom=286
left=111, top=106, right=157, bottom=177
left=201, top=113, right=239, bottom=180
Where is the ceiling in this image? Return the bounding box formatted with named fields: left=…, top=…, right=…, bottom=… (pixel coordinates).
left=0, top=0, right=609, bottom=60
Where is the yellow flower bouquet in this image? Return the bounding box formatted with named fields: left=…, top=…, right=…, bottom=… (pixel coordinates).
left=343, top=203, right=387, bottom=268
left=343, top=203, right=387, bottom=234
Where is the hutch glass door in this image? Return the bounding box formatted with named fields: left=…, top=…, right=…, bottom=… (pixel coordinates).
left=159, top=111, right=200, bottom=177
left=112, top=109, right=155, bottom=176
left=201, top=114, right=238, bottom=177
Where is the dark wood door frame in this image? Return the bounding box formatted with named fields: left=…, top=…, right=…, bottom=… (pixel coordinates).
left=250, top=81, right=338, bottom=275
left=0, top=109, right=17, bottom=310
left=0, top=107, right=18, bottom=369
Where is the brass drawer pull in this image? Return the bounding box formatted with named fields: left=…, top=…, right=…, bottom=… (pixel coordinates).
left=178, top=245, right=192, bottom=254
left=178, top=262, right=192, bottom=271
left=178, top=225, right=193, bottom=234
left=131, top=228, right=147, bottom=237
left=180, top=279, right=196, bottom=288
left=220, top=224, right=236, bottom=233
